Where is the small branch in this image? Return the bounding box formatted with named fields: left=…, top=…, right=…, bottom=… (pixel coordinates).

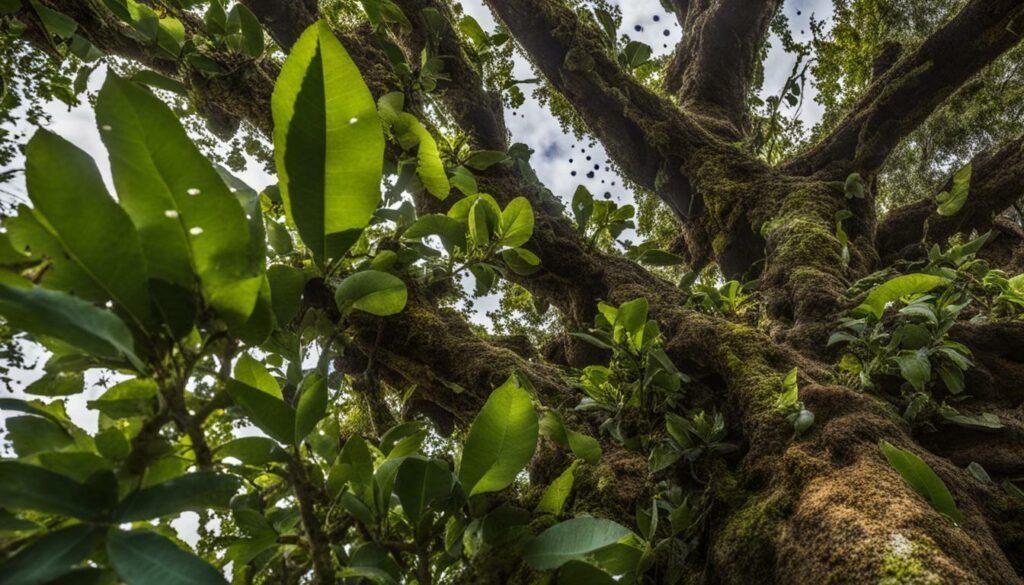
left=287, top=456, right=336, bottom=585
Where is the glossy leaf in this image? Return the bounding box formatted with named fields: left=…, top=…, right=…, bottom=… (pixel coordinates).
left=536, top=462, right=576, bottom=516
left=115, top=472, right=242, bottom=521
left=0, top=461, right=108, bottom=519
left=498, top=197, right=534, bottom=248
left=0, top=284, right=142, bottom=370
left=394, top=457, right=453, bottom=523
left=0, top=523, right=101, bottom=585
left=108, top=530, right=228, bottom=585
left=96, top=75, right=262, bottom=325
left=21, top=130, right=153, bottom=329
left=216, top=437, right=287, bottom=466
left=855, top=274, right=950, bottom=319
left=879, top=440, right=962, bottom=524
left=523, top=517, right=631, bottom=570
left=936, top=163, right=971, bottom=217
left=335, top=270, right=407, bottom=316
left=272, top=21, right=384, bottom=263
left=295, top=372, right=329, bottom=443
left=459, top=376, right=538, bottom=496
left=226, top=380, right=295, bottom=444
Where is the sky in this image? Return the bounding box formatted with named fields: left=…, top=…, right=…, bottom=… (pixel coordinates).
left=0, top=0, right=834, bottom=548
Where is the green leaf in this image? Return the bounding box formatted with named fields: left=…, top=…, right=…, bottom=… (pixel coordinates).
left=272, top=21, right=384, bottom=264
left=0, top=523, right=101, bottom=585
left=226, top=380, right=296, bottom=444
left=395, top=112, right=449, bottom=200
left=539, top=411, right=601, bottom=464
left=226, top=4, right=264, bottom=57
left=24, top=371, right=83, bottom=397
left=895, top=350, right=931, bottom=392
left=855, top=274, right=950, bottom=319
left=108, top=530, right=228, bottom=585
left=557, top=561, right=617, bottom=585
left=96, top=75, right=262, bottom=325
left=523, top=517, right=631, bottom=570
left=404, top=214, right=465, bottom=253
left=156, top=17, right=184, bottom=57
left=216, top=437, right=287, bottom=466
left=29, top=0, right=76, bottom=38
left=327, top=435, right=374, bottom=498
left=502, top=247, right=542, bottom=275
left=0, top=284, right=142, bottom=370
left=844, top=172, right=864, bottom=199
left=295, top=371, right=329, bottom=443
left=879, top=440, right=962, bottom=524
left=458, top=375, right=538, bottom=496
left=536, top=462, right=576, bottom=516
left=335, top=270, right=407, bottom=316
left=20, top=130, right=153, bottom=329
left=936, top=163, right=971, bottom=217
left=6, top=415, right=73, bottom=456
left=0, top=461, right=108, bottom=519
left=394, top=457, right=453, bottom=523
left=464, top=150, right=508, bottom=171
left=621, top=40, right=651, bottom=69
left=87, top=378, right=157, bottom=419
left=114, top=472, right=241, bottom=522
left=498, top=197, right=534, bottom=248
left=267, top=264, right=306, bottom=325
left=234, top=354, right=281, bottom=398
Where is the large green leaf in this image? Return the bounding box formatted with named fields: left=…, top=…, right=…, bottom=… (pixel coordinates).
left=0, top=523, right=101, bottom=585
left=334, top=270, right=407, bottom=316
left=108, top=530, right=228, bottom=585
left=523, top=517, right=631, bottom=570
left=0, top=284, right=142, bottom=370
left=0, top=461, right=108, bottom=519
left=114, top=472, right=242, bottom=521
left=226, top=380, right=295, bottom=444
left=394, top=457, right=453, bottom=523
left=458, top=376, right=538, bottom=496
left=6, top=415, right=73, bottom=456
left=95, top=75, right=262, bottom=325
left=17, top=130, right=153, bottom=330
left=936, top=163, right=971, bottom=217
left=295, top=371, right=328, bottom=443
left=856, top=274, right=950, bottom=319
left=271, top=21, right=384, bottom=263
left=498, top=197, right=534, bottom=248
left=879, top=440, right=962, bottom=524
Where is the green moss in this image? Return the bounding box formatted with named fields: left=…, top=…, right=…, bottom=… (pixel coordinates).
left=878, top=536, right=939, bottom=584
left=712, top=491, right=783, bottom=581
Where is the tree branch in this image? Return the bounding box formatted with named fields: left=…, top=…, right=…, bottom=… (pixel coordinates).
left=783, top=0, right=1024, bottom=178
left=238, top=0, right=318, bottom=51
left=876, top=134, right=1024, bottom=262
left=665, top=0, right=780, bottom=140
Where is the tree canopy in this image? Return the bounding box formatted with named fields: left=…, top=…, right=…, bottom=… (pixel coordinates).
left=0, top=0, right=1023, bottom=584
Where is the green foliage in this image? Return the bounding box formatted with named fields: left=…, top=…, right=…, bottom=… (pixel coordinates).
left=879, top=440, right=962, bottom=525
left=272, top=21, right=384, bottom=265
left=458, top=375, right=538, bottom=496
left=774, top=368, right=815, bottom=439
